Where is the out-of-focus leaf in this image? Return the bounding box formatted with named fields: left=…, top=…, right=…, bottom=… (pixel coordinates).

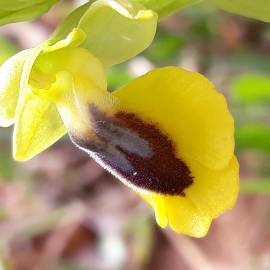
left=106, top=65, right=132, bottom=89
left=144, top=32, right=184, bottom=65
left=229, top=53, right=270, bottom=73
left=130, top=0, right=202, bottom=17
left=236, top=125, right=270, bottom=152
left=232, top=74, right=270, bottom=103
left=207, top=0, right=270, bottom=22
left=0, top=0, right=61, bottom=26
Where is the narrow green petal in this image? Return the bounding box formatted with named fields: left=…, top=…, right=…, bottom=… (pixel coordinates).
left=207, top=0, right=270, bottom=22
left=78, top=0, right=158, bottom=67
left=50, top=0, right=158, bottom=67
left=0, top=50, right=31, bottom=127
left=13, top=94, right=66, bottom=161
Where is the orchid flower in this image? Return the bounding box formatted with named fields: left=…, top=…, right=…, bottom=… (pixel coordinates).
left=0, top=0, right=238, bottom=237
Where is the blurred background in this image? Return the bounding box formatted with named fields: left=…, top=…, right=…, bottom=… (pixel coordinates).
left=0, top=1, right=270, bottom=269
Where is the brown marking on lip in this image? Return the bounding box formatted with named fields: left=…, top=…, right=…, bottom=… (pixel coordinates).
left=72, top=105, right=193, bottom=196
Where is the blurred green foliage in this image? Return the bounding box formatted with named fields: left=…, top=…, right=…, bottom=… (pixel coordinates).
left=144, top=32, right=184, bottom=65
left=235, top=125, right=270, bottom=153
left=229, top=52, right=270, bottom=74
left=106, top=65, right=132, bottom=89
left=232, top=74, right=270, bottom=103
left=232, top=73, right=270, bottom=155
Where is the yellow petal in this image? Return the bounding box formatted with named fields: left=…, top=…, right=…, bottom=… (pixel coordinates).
left=141, top=192, right=211, bottom=237
left=164, top=196, right=211, bottom=237
left=140, top=193, right=168, bottom=228
left=0, top=49, right=31, bottom=127
left=139, top=156, right=238, bottom=237
left=113, top=66, right=234, bottom=170
left=13, top=93, right=66, bottom=161
left=185, top=155, right=239, bottom=218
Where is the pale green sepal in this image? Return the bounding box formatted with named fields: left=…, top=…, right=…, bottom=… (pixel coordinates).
left=0, top=0, right=61, bottom=26
left=207, top=0, right=270, bottom=22
left=13, top=94, right=66, bottom=161
left=0, top=49, right=31, bottom=127
left=78, top=0, right=158, bottom=67
left=130, top=0, right=202, bottom=17
left=49, top=0, right=158, bottom=67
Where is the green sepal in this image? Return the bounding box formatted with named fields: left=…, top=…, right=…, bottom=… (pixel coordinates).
left=50, top=0, right=158, bottom=67
left=13, top=94, right=66, bottom=161
left=0, top=49, right=31, bottom=127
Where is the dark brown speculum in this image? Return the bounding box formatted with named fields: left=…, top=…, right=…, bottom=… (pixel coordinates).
left=71, top=105, right=193, bottom=196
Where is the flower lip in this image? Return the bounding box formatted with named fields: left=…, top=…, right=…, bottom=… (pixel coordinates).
left=72, top=104, right=194, bottom=196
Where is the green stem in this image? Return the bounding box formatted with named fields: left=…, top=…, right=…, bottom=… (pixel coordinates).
left=240, top=179, right=270, bottom=193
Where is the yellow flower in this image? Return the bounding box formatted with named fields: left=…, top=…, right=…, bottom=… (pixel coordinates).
left=0, top=0, right=238, bottom=237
